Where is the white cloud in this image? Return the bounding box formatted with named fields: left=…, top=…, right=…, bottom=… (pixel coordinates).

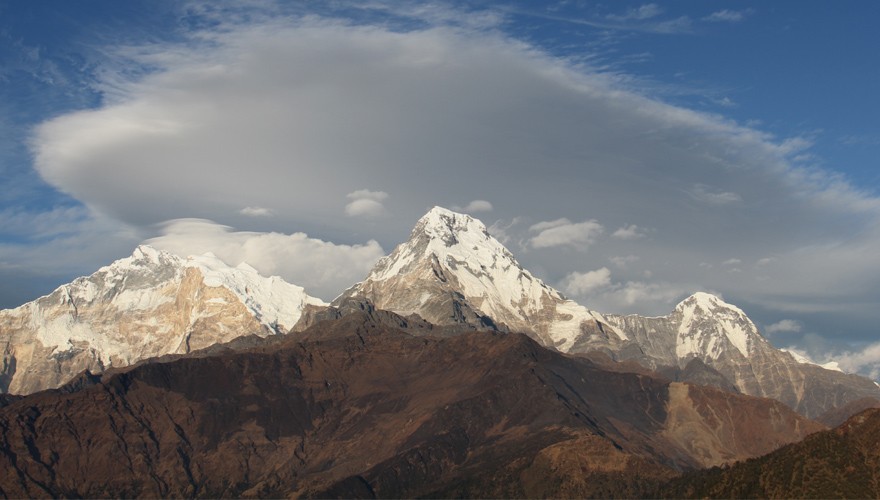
left=722, top=258, right=741, bottom=266
left=529, top=218, right=604, bottom=250
left=834, top=342, right=880, bottom=380
left=145, top=218, right=385, bottom=300
left=239, top=206, right=274, bottom=217
left=562, top=267, right=612, bottom=296
left=612, top=224, right=645, bottom=240
left=345, top=189, right=388, bottom=218
left=765, top=319, right=803, bottom=334
left=584, top=280, right=694, bottom=315
left=454, top=199, right=493, bottom=213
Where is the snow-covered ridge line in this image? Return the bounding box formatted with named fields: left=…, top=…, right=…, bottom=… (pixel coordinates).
left=26, top=244, right=326, bottom=333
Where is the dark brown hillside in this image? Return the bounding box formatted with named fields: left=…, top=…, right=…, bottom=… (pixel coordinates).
left=0, top=312, right=820, bottom=498
left=660, top=407, right=880, bottom=499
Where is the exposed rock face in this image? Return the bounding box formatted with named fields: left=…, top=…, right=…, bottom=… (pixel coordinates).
left=661, top=408, right=880, bottom=499
left=0, top=245, right=324, bottom=395
left=335, top=206, right=628, bottom=352
left=604, top=293, right=880, bottom=419
left=342, top=207, right=880, bottom=420
left=0, top=314, right=820, bottom=498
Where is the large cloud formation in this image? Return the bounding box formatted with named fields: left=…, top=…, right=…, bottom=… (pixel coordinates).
left=27, top=11, right=880, bottom=376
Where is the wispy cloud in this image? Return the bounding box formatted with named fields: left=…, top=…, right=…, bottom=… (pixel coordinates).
left=765, top=319, right=803, bottom=334
left=239, top=206, right=274, bottom=217
left=612, top=224, right=646, bottom=240
left=689, top=184, right=743, bottom=205
left=703, top=9, right=752, bottom=23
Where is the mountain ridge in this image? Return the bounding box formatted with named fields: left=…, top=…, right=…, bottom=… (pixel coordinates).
left=0, top=313, right=822, bottom=498
left=0, top=245, right=324, bottom=394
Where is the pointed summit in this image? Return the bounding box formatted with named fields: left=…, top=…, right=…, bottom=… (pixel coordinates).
left=675, top=292, right=746, bottom=316
left=415, top=206, right=489, bottom=241
left=336, top=207, right=626, bottom=350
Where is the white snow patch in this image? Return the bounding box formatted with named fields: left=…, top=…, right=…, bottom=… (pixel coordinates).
left=184, top=252, right=326, bottom=332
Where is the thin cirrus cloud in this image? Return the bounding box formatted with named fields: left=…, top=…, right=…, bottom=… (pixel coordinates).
left=20, top=8, right=880, bottom=359
left=611, top=224, right=645, bottom=240
left=239, top=206, right=274, bottom=217
left=703, top=9, right=751, bottom=23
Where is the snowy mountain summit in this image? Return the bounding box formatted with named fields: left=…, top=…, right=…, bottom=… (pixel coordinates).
left=673, top=292, right=768, bottom=359
left=0, top=245, right=324, bottom=395
left=337, top=206, right=627, bottom=351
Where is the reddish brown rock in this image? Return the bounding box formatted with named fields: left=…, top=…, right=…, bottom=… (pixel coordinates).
left=0, top=313, right=821, bottom=498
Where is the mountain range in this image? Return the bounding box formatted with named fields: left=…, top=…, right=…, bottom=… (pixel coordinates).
left=338, top=207, right=880, bottom=420
left=0, top=206, right=878, bottom=497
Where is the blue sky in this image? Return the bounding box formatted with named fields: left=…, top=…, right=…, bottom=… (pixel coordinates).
left=2, top=1, right=880, bottom=378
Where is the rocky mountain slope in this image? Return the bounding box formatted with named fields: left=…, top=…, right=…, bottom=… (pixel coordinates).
left=340, top=207, right=880, bottom=419
left=661, top=408, right=880, bottom=498
left=0, top=312, right=821, bottom=498
left=0, top=245, right=324, bottom=395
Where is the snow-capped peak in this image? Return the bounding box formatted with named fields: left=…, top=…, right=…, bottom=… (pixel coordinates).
left=26, top=245, right=324, bottom=357
left=416, top=206, right=490, bottom=242
left=675, top=292, right=745, bottom=316
left=1, top=244, right=328, bottom=394
left=674, top=291, right=764, bottom=359
left=343, top=207, right=626, bottom=349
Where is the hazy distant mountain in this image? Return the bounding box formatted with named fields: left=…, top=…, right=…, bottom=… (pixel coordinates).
left=0, top=312, right=820, bottom=498
left=340, top=207, right=880, bottom=419
left=604, top=294, right=880, bottom=418
left=0, top=245, right=324, bottom=395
